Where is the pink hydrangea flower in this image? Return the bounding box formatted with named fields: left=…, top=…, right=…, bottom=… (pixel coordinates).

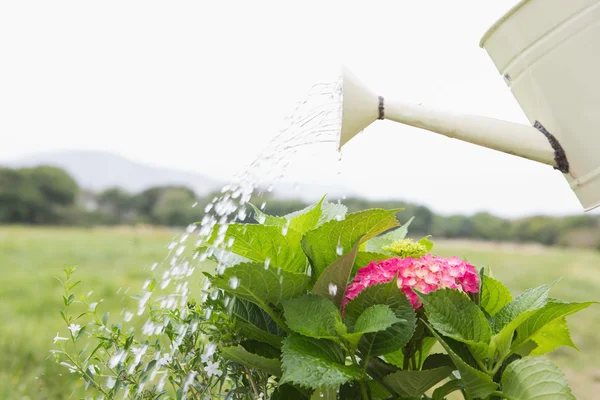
left=343, top=255, right=479, bottom=310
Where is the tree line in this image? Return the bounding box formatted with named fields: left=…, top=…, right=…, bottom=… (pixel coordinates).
left=1, top=165, right=599, bottom=249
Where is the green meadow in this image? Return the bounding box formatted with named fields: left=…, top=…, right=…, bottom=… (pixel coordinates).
left=1, top=227, right=599, bottom=399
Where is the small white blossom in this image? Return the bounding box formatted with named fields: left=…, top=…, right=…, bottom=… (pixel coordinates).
left=53, top=332, right=68, bottom=344
left=68, top=324, right=81, bottom=336
left=204, top=361, right=222, bottom=377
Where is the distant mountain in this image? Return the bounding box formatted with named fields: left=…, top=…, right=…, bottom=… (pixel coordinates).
left=5, top=150, right=220, bottom=195
left=3, top=150, right=355, bottom=200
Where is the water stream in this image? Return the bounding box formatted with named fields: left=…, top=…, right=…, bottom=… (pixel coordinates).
left=108, top=77, right=345, bottom=397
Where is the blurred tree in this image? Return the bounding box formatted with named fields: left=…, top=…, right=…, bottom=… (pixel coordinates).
left=98, top=187, right=134, bottom=222
left=151, top=187, right=202, bottom=226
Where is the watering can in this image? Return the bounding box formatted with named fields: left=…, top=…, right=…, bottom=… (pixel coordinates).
left=339, top=0, right=600, bottom=211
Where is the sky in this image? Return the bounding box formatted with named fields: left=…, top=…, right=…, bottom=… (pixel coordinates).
left=0, top=0, right=594, bottom=217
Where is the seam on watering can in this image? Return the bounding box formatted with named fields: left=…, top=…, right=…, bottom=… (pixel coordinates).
left=533, top=121, right=569, bottom=174
left=378, top=96, right=384, bottom=120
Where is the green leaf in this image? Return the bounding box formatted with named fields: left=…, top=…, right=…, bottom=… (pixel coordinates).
left=432, top=379, right=463, bottom=400
left=490, top=281, right=557, bottom=360
left=309, top=388, right=338, bottom=400
left=364, top=217, right=413, bottom=253
left=232, top=298, right=285, bottom=348
left=302, top=208, right=401, bottom=279
left=212, top=262, right=310, bottom=308
left=318, top=201, right=348, bottom=226
left=281, top=334, right=361, bottom=389
left=530, top=317, right=577, bottom=356
left=282, top=295, right=342, bottom=340
left=383, top=367, right=453, bottom=398
left=512, top=301, right=593, bottom=352
left=424, top=321, right=497, bottom=399
left=354, top=304, right=403, bottom=334
left=220, top=345, right=282, bottom=377
left=492, top=280, right=557, bottom=333
left=271, top=384, right=310, bottom=400
left=480, top=275, right=512, bottom=317
left=251, top=196, right=326, bottom=235
left=312, top=239, right=361, bottom=307
left=344, top=280, right=416, bottom=357
left=249, top=203, right=287, bottom=226
left=417, top=235, right=434, bottom=252
left=206, top=224, right=307, bottom=273
left=501, top=357, right=576, bottom=399
left=418, top=289, right=491, bottom=361
left=287, top=195, right=326, bottom=235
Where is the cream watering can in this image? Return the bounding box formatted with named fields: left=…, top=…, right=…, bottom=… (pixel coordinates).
left=339, top=0, right=600, bottom=211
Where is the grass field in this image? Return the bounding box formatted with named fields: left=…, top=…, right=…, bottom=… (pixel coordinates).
left=1, top=226, right=599, bottom=399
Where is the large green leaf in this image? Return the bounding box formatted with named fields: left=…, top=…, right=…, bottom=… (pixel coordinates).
left=318, top=201, right=348, bottom=226
left=281, top=334, right=361, bottom=389
left=287, top=196, right=326, bottom=234
left=344, top=280, right=416, bottom=357
left=480, top=275, right=512, bottom=317
left=383, top=337, right=437, bottom=369
left=212, top=262, right=310, bottom=309
left=220, top=345, right=282, bottom=377
left=530, top=317, right=577, bottom=356
left=492, top=281, right=557, bottom=333
left=418, top=289, right=491, bottom=361
left=425, top=322, right=497, bottom=399
left=383, top=367, right=453, bottom=398
left=302, top=209, right=400, bottom=279
left=312, top=239, right=361, bottom=307
left=364, top=217, right=413, bottom=253
left=251, top=196, right=327, bottom=235
left=354, top=304, right=403, bottom=334
left=282, top=294, right=342, bottom=340
left=511, top=301, right=594, bottom=352
left=271, top=384, right=310, bottom=400
left=501, top=357, right=575, bottom=399
left=490, top=281, right=557, bottom=360
left=206, top=224, right=307, bottom=273
left=249, top=203, right=287, bottom=226
left=232, top=299, right=285, bottom=348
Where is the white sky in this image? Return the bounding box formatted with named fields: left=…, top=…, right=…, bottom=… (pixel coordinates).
left=0, top=1, right=592, bottom=217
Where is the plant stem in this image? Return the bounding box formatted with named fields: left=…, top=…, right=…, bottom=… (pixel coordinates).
left=243, top=365, right=260, bottom=398
left=360, top=379, right=369, bottom=400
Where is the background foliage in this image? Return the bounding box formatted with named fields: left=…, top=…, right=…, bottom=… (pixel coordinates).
left=1, top=165, right=599, bottom=249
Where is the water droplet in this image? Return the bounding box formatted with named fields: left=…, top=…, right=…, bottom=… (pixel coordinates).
left=228, top=276, right=240, bottom=289
left=204, top=203, right=213, bottom=213
left=336, top=239, right=344, bottom=256
left=319, top=392, right=324, bottom=398
left=260, top=202, right=266, bottom=210
left=328, top=283, right=338, bottom=296
left=264, top=257, right=271, bottom=270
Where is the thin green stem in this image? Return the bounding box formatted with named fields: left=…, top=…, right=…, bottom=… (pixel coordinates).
left=63, top=353, right=110, bottom=397
left=243, top=365, right=260, bottom=398
left=360, top=379, right=369, bottom=400
left=475, top=357, right=491, bottom=375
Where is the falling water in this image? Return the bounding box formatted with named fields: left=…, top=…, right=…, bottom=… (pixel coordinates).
left=102, top=76, right=344, bottom=398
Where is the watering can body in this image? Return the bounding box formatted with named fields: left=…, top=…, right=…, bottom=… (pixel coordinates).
left=340, top=0, right=600, bottom=211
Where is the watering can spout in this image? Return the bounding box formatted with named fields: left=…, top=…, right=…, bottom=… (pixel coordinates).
left=339, top=66, right=561, bottom=171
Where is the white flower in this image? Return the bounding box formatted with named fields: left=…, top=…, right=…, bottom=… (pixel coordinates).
left=200, top=353, right=212, bottom=363
left=204, top=360, right=222, bottom=377
left=68, top=324, right=81, bottom=336
left=88, top=364, right=98, bottom=375
left=59, top=361, right=77, bottom=373
left=53, top=332, right=68, bottom=344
